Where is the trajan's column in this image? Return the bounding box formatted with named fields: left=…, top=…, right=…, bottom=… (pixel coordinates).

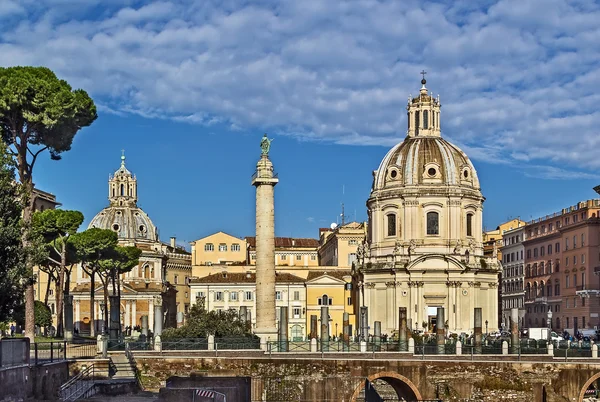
left=252, top=134, right=278, bottom=342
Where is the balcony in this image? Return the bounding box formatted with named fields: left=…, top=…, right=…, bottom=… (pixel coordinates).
left=535, top=296, right=548, bottom=304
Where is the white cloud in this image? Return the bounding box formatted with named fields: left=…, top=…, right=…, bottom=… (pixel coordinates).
left=1, top=0, right=600, bottom=175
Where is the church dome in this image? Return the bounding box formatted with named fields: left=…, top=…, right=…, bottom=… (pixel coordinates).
left=88, top=206, right=158, bottom=242
left=372, top=136, right=480, bottom=192
left=88, top=153, right=159, bottom=243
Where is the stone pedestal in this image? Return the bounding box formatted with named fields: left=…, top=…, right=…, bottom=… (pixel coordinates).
left=436, top=307, right=445, bottom=355
left=474, top=308, right=482, bottom=354
left=510, top=308, right=519, bottom=354
left=398, top=307, right=408, bottom=351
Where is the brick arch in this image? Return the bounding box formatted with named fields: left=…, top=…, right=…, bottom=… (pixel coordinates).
left=578, top=372, right=600, bottom=402
left=350, top=371, right=422, bottom=402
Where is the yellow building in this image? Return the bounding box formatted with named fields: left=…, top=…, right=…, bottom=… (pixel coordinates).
left=246, top=237, right=319, bottom=267
left=165, top=237, right=193, bottom=324
left=483, top=218, right=526, bottom=260
left=305, top=270, right=354, bottom=339
left=318, top=222, right=367, bottom=268
left=190, top=231, right=247, bottom=269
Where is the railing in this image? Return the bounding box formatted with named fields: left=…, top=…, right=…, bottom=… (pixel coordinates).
left=59, top=363, right=96, bottom=401
left=29, top=341, right=97, bottom=365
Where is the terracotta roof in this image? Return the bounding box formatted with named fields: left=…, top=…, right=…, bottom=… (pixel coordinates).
left=190, top=271, right=305, bottom=284
left=71, top=281, right=164, bottom=294
left=245, top=237, right=319, bottom=248
left=306, top=270, right=352, bottom=281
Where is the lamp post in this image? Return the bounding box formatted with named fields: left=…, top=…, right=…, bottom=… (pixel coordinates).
left=99, top=302, right=105, bottom=335
left=485, top=320, right=489, bottom=336
left=547, top=308, right=553, bottom=342
left=335, top=322, right=338, bottom=339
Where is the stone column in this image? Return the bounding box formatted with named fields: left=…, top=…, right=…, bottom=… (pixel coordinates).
left=153, top=296, right=163, bottom=337
left=320, top=306, right=330, bottom=351
left=374, top=321, right=381, bottom=351
left=278, top=306, right=288, bottom=352
left=148, top=298, right=154, bottom=335
left=131, top=300, right=137, bottom=328
left=399, top=307, right=408, bottom=351
left=360, top=306, right=368, bottom=341
left=109, top=294, right=120, bottom=341
left=436, top=307, right=445, bottom=354
left=510, top=308, right=519, bottom=354
left=64, top=294, right=74, bottom=341
left=141, top=315, right=149, bottom=338
left=75, top=300, right=80, bottom=332
left=343, top=312, right=350, bottom=343
left=310, top=315, right=318, bottom=339
left=474, top=308, right=482, bottom=354
left=125, top=301, right=131, bottom=332
left=252, top=145, right=279, bottom=342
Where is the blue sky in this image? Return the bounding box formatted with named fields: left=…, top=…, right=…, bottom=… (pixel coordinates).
left=1, top=0, right=599, bottom=248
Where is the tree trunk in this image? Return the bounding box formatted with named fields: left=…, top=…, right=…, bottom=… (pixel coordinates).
left=99, top=274, right=109, bottom=334
left=89, top=268, right=95, bottom=338
left=20, top=178, right=35, bottom=342
left=55, top=242, right=66, bottom=338
left=44, top=273, right=53, bottom=307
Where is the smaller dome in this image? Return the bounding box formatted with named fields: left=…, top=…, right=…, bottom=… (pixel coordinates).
left=88, top=206, right=158, bottom=242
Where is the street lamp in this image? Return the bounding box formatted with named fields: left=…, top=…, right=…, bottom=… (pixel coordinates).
left=335, top=322, right=338, bottom=339
left=99, top=302, right=106, bottom=335
left=485, top=320, right=489, bottom=336
left=547, top=308, right=553, bottom=342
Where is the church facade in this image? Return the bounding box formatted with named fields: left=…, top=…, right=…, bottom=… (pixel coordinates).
left=355, top=76, right=501, bottom=335
left=70, top=154, right=189, bottom=335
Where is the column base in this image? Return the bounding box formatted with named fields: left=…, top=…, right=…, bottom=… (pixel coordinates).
left=255, top=327, right=278, bottom=350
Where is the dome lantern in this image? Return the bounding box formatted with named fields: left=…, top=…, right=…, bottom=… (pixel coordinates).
left=407, top=71, right=441, bottom=138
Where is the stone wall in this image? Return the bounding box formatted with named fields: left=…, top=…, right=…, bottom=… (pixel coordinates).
left=134, top=356, right=600, bottom=402
left=0, top=361, right=69, bottom=401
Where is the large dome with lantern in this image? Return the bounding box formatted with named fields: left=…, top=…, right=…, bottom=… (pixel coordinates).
left=88, top=154, right=158, bottom=243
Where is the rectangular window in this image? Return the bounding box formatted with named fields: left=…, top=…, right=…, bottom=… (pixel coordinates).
left=348, top=296, right=353, bottom=305
left=231, top=243, right=241, bottom=252
left=466, top=214, right=473, bottom=236
left=230, top=292, right=238, bottom=301
left=527, top=250, right=531, bottom=259
left=566, top=257, right=569, bottom=266
left=573, top=274, right=577, bottom=287
left=574, top=255, right=577, bottom=265
left=349, top=239, right=358, bottom=245
left=296, top=255, right=302, bottom=261
left=534, top=249, right=538, bottom=258
left=573, top=235, right=577, bottom=248
left=244, top=291, right=253, bottom=301
left=427, top=211, right=439, bottom=235
left=205, top=243, right=214, bottom=251
left=540, top=247, right=545, bottom=257
left=293, top=307, right=301, bottom=318
left=293, top=291, right=300, bottom=301
left=565, top=238, right=569, bottom=250
left=548, top=245, right=552, bottom=255
left=215, top=291, right=223, bottom=301
left=311, top=255, right=317, bottom=260
left=387, top=214, right=397, bottom=236
left=582, top=254, right=585, bottom=264
left=281, top=255, right=287, bottom=260
left=549, top=223, right=553, bottom=231
left=196, top=291, right=205, bottom=300
left=555, top=242, right=560, bottom=253
left=174, top=275, right=178, bottom=285
left=582, top=233, right=585, bottom=247
left=219, top=243, right=227, bottom=252
left=275, top=291, right=282, bottom=300
left=566, top=275, right=570, bottom=288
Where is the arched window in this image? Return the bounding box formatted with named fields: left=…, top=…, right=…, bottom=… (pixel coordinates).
left=387, top=214, right=396, bottom=236
left=466, top=213, right=473, bottom=237
left=319, top=294, right=332, bottom=306
left=526, top=283, right=531, bottom=299
left=426, top=211, right=439, bottom=235
left=415, top=111, right=420, bottom=135
left=540, top=281, right=545, bottom=296
left=120, top=184, right=124, bottom=196
left=407, top=112, right=410, bottom=130
left=423, top=110, right=429, bottom=129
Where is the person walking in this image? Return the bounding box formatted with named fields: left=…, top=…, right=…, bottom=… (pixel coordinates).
left=10, top=324, right=15, bottom=337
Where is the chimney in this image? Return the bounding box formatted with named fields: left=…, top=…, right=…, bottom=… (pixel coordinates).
left=170, top=237, right=176, bottom=248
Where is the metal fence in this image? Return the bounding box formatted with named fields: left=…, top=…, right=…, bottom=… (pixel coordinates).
left=1, top=338, right=97, bottom=367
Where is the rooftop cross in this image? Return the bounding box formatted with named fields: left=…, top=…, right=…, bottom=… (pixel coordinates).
left=420, top=70, right=427, bottom=86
